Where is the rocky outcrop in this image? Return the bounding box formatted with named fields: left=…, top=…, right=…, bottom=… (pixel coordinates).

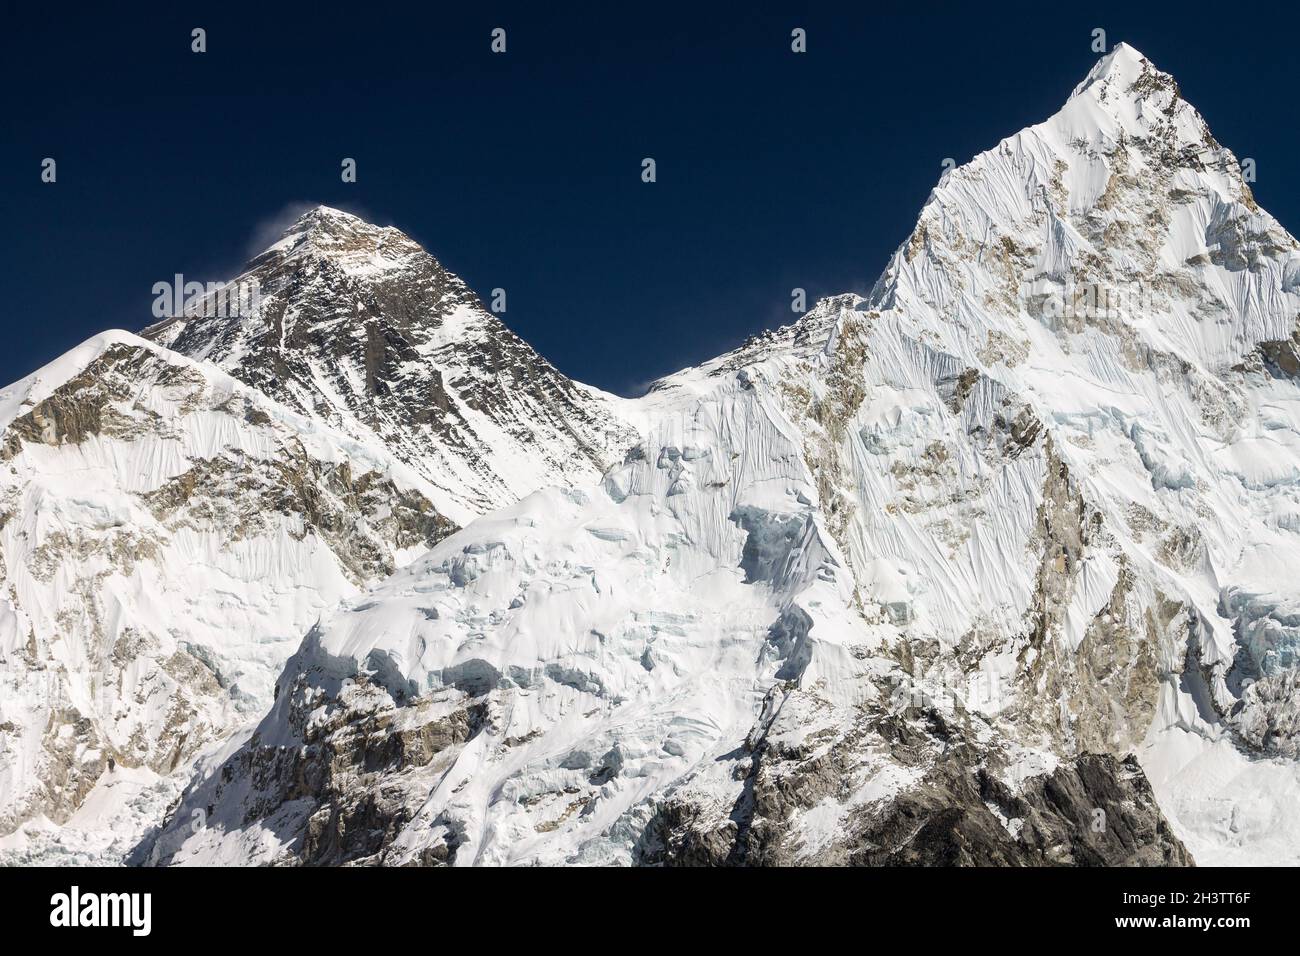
left=638, top=701, right=1190, bottom=867
left=138, top=634, right=493, bottom=867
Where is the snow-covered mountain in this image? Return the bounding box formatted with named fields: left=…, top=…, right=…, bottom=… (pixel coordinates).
left=145, top=206, right=635, bottom=526
left=0, top=332, right=453, bottom=862
left=1, top=209, right=640, bottom=864
left=141, top=44, right=1300, bottom=866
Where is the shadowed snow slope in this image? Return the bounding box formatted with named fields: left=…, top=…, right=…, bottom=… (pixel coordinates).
left=142, top=43, right=1300, bottom=869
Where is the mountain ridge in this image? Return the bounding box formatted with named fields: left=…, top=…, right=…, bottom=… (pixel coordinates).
left=4, top=41, right=1298, bottom=867
left=145, top=205, right=638, bottom=526
left=140, top=44, right=1300, bottom=866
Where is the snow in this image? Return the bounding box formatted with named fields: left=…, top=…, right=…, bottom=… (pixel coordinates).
left=0, top=764, right=178, bottom=866
left=1141, top=727, right=1300, bottom=866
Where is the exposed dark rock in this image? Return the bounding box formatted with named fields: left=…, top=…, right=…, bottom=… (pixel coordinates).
left=638, top=704, right=1191, bottom=867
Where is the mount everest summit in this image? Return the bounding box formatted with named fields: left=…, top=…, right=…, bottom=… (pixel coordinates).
left=144, top=205, right=637, bottom=526
left=3, top=43, right=1300, bottom=866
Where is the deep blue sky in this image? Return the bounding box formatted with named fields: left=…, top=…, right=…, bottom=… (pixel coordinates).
left=3, top=2, right=1297, bottom=395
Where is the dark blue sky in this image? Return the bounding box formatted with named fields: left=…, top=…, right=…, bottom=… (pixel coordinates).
left=4, top=2, right=1297, bottom=395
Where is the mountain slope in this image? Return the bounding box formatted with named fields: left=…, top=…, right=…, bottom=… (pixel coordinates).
left=860, top=42, right=1300, bottom=864
left=0, top=331, right=453, bottom=862
left=1, top=209, right=643, bottom=863
left=145, top=207, right=636, bottom=526
left=143, top=45, right=1300, bottom=866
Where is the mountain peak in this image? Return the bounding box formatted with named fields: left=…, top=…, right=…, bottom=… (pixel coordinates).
left=303, top=202, right=362, bottom=219
left=1072, top=41, right=1151, bottom=94
left=870, top=30, right=1287, bottom=367
left=254, top=204, right=399, bottom=262
left=150, top=202, right=636, bottom=525
left=290, top=204, right=373, bottom=232
left=1066, top=41, right=1185, bottom=126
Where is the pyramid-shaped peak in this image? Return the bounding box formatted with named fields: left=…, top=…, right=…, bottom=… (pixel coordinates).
left=1083, top=42, right=1149, bottom=81
left=294, top=204, right=371, bottom=227
left=1039, top=40, right=1213, bottom=153
left=1069, top=41, right=1177, bottom=105
left=282, top=204, right=390, bottom=241
left=251, top=204, right=415, bottom=263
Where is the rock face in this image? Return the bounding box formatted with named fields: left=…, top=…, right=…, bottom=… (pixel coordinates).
left=0, top=333, right=452, bottom=860
left=637, top=700, right=1191, bottom=867
left=139, top=44, right=1300, bottom=869
left=145, top=206, right=636, bottom=526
